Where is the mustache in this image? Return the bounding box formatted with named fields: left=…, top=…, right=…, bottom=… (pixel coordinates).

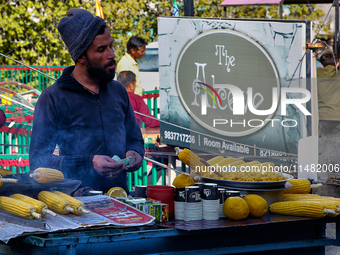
left=104, top=59, right=116, bottom=69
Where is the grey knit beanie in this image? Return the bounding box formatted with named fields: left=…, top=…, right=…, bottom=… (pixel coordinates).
left=57, top=8, right=106, bottom=62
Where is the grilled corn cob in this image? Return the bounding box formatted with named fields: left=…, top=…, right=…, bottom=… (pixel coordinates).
left=270, top=201, right=334, bottom=218
left=240, top=161, right=261, bottom=167
left=226, top=160, right=246, bottom=167
left=320, top=196, right=340, bottom=202
left=30, top=168, right=64, bottom=183
left=259, top=162, right=276, bottom=171
left=206, top=156, right=224, bottom=166
left=0, top=169, right=14, bottom=177
left=175, top=147, right=208, bottom=177
left=10, top=193, right=56, bottom=217
left=301, top=199, right=340, bottom=217
left=283, top=179, right=312, bottom=194
left=283, top=194, right=321, bottom=201
left=300, top=196, right=340, bottom=208
left=0, top=196, right=41, bottom=219
left=213, top=157, right=236, bottom=168
left=0, top=177, right=18, bottom=187
left=52, top=191, right=89, bottom=215
left=38, top=191, right=74, bottom=214
left=243, top=163, right=262, bottom=172
left=0, top=168, right=17, bottom=187
left=175, top=147, right=206, bottom=171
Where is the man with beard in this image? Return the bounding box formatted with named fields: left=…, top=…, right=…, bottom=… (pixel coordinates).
left=29, top=8, right=144, bottom=194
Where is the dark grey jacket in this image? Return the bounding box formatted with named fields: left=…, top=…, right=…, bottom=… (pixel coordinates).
left=29, top=66, right=144, bottom=192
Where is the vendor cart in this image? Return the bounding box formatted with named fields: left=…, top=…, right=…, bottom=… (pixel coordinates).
left=2, top=215, right=340, bottom=255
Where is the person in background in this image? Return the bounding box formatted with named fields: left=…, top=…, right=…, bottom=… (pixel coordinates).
left=117, top=71, right=160, bottom=128
left=116, top=36, right=147, bottom=96
left=317, top=49, right=340, bottom=120
left=29, top=8, right=144, bottom=194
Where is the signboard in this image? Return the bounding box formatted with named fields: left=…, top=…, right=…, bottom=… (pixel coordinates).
left=158, top=17, right=313, bottom=161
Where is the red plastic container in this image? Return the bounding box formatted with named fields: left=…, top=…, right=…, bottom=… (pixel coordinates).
left=147, top=185, right=175, bottom=218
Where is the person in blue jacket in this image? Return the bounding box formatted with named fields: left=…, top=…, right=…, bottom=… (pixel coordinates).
left=29, top=8, right=144, bottom=194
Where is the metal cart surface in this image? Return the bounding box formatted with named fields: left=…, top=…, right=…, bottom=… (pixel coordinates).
left=2, top=214, right=340, bottom=255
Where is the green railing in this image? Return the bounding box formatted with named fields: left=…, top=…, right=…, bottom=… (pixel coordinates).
left=142, top=89, right=159, bottom=119
left=127, top=158, right=168, bottom=191
left=0, top=65, right=172, bottom=191
left=0, top=104, right=32, bottom=174
left=0, top=64, right=64, bottom=91
left=128, top=88, right=164, bottom=189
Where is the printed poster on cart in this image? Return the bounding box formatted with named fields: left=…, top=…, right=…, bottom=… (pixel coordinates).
left=158, top=17, right=315, bottom=164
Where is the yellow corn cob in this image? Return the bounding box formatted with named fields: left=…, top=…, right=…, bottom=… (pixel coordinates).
left=0, top=196, right=41, bottom=219
left=301, top=199, right=340, bottom=217
left=321, top=197, right=340, bottom=211
left=206, top=156, right=224, bottom=166
left=239, top=161, right=262, bottom=172
left=327, top=198, right=340, bottom=208
left=175, top=147, right=207, bottom=174
left=283, top=194, right=321, bottom=201
left=290, top=197, right=337, bottom=205
left=213, top=157, right=236, bottom=167
left=30, top=168, right=64, bottom=183
left=10, top=193, right=56, bottom=217
left=52, top=191, right=89, bottom=215
left=322, top=196, right=340, bottom=201
left=245, top=163, right=262, bottom=172
left=324, top=198, right=340, bottom=216
left=240, top=161, right=261, bottom=167
left=38, top=191, right=74, bottom=214
left=259, top=162, right=276, bottom=171
left=226, top=160, right=245, bottom=167
left=0, top=177, right=18, bottom=188
left=209, top=172, right=221, bottom=179
left=283, top=179, right=311, bottom=194
left=269, top=201, right=334, bottom=218
left=0, top=169, right=14, bottom=177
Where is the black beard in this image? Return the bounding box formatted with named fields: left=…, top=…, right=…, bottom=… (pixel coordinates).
left=86, top=58, right=116, bottom=84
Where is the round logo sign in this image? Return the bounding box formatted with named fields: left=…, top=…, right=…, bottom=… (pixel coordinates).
left=176, top=29, right=280, bottom=137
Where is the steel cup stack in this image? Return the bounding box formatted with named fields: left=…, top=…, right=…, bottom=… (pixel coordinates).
left=184, top=186, right=202, bottom=221
left=174, top=188, right=185, bottom=220
left=218, top=188, right=226, bottom=218
left=202, top=183, right=219, bottom=220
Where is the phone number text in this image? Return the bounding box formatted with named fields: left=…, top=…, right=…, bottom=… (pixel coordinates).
left=164, top=131, right=195, bottom=144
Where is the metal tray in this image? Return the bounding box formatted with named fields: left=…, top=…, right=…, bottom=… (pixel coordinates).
left=195, top=172, right=294, bottom=189
left=219, top=182, right=292, bottom=192
left=0, top=173, right=82, bottom=197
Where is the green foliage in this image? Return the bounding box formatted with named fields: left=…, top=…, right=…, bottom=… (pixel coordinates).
left=102, top=0, right=172, bottom=61
left=0, top=0, right=172, bottom=66
left=217, top=3, right=329, bottom=39
left=0, top=0, right=92, bottom=65
left=0, top=0, right=331, bottom=66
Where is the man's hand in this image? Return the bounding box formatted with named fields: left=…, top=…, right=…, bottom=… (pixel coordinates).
left=125, top=150, right=143, bottom=172
left=93, top=155, right=126, bottom=179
